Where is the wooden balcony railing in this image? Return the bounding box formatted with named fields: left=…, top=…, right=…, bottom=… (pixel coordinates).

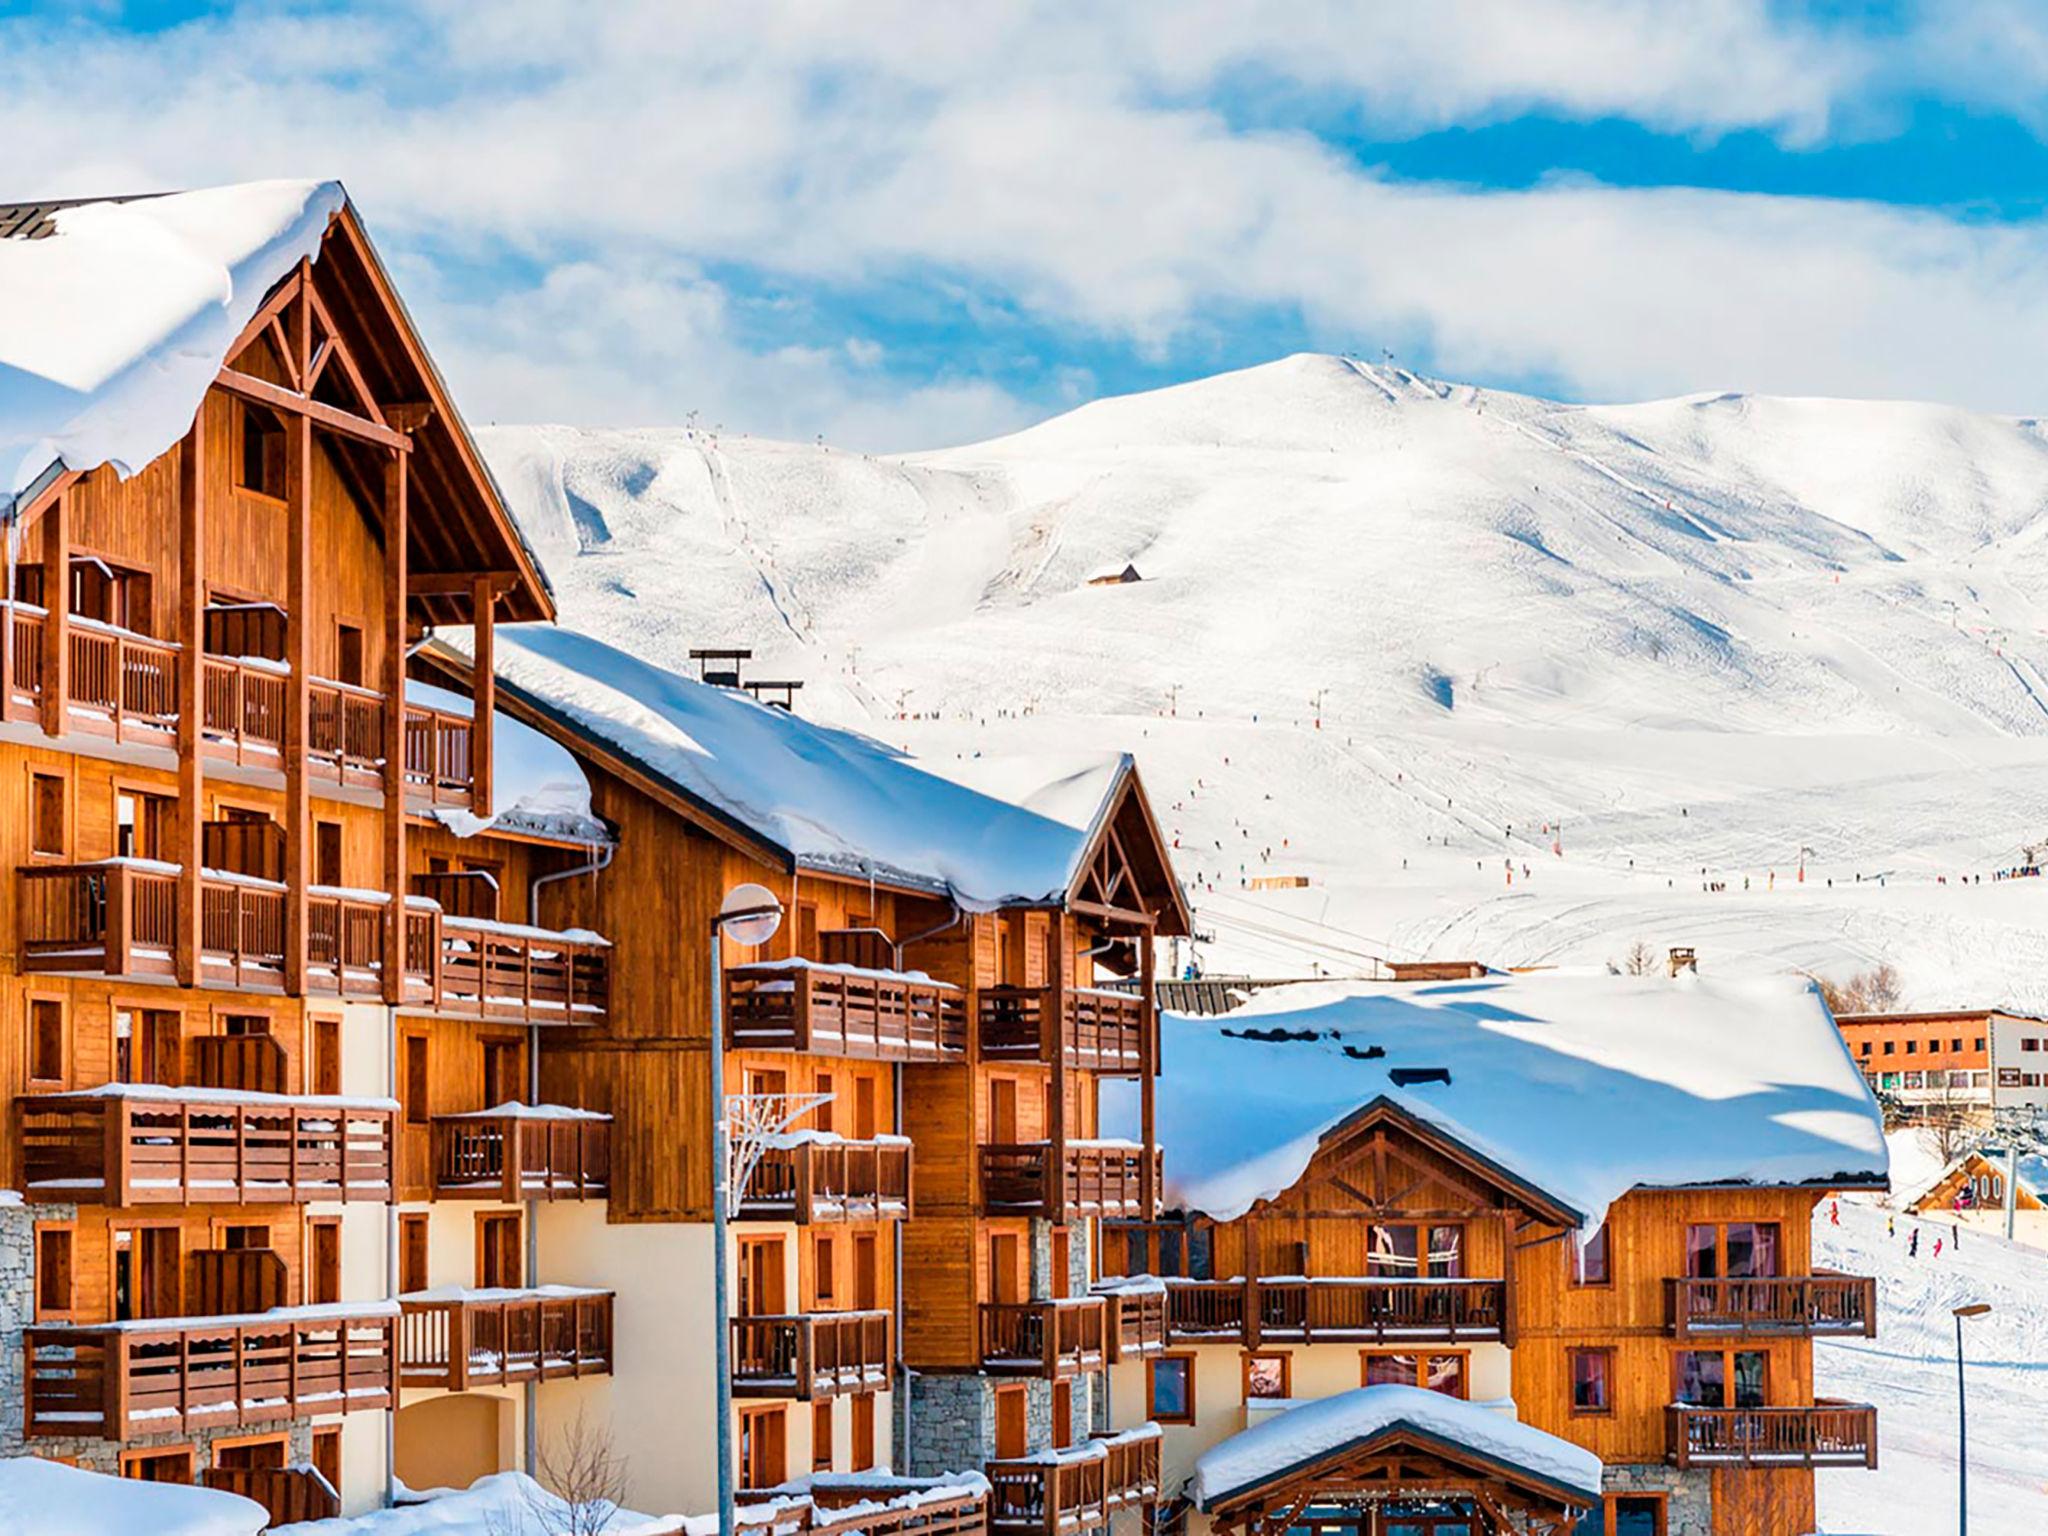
left=986, top=1428, right=1161, bottom=1536
left=202, top=1466, right=340, bottom=1527
left=16, top=1088, right=394, bottom=1206
left=803, top=1483, right=989, bottom=1536
left=4, top=603, right=46, bottom=721
left=23, top=1307, right=396, bottom=1439
left=738, top=1136, right=910, bottom=1223
left=19, top=860, right=180, bottom=980
left=977, top=986, right=1149, bottom=1075
left=979, top=1298, right=1107, bottom=1377
left=307, top=677, right=387, bottom=788
left=1161, top=1276, right=1506, bottom=1345
left=1667, top=1400, right=1878, bottom=1469
left=1665, top=1273, right=1877, bottom=1339
left=403, top=700, right=475, bottom=807
left=979, top=1142, right=1160, bottom=1220
left=430, top=1109, right=611, bottom=1201
left=398, top=1288, right=615, bottom=1391
left=435, top=915, right=611, bottom=1025
left=727, top=962, right=966, bottom=1061
left=731, top=1310, right=891, bottom=1400
left=201, top=655, right=288, bottom=769
left=1097, top=1282, right=1167, bottom=1362
left=67, top=621, right=180, bottom=744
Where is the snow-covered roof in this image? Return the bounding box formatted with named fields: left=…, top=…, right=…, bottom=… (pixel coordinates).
left=406, top=678, right=607, bottom=844
left=1103, top=971, right=1888, bottom=1232
left=429, top=625, right=1120, bottom=910
left=0, top=180, right=344, bottom=501
left=0, top=1455, right=266, bottom=1536
left=1886, top=1129, right=2047, bottom=1209
left=1188, top=1385, right=1601, bottom=1510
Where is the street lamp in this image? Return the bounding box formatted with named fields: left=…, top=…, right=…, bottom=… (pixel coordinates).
left=1953, top=1302, right=1991, bottom=1536
left=711, top=883, right=783, bottom=1536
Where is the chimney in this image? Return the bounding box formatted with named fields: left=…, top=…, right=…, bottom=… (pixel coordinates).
left=1668, top=946, right=1698, bottom=977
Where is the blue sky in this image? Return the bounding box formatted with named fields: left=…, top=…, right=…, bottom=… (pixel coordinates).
left=8, top=1, right=2048, bottom=447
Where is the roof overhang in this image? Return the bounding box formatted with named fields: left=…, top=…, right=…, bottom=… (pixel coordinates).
left=1307, top=1095, right=1585, bottom=1230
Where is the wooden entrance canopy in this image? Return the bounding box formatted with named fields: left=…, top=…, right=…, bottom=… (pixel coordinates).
left=1200, top=1422, right=1596, bottom=1536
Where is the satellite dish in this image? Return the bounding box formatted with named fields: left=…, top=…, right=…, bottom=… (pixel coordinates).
left=719, top=883, right=784, bottom=948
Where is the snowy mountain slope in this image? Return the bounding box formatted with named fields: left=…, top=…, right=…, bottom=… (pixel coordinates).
left=475, top=354, right=2048, bottom=1004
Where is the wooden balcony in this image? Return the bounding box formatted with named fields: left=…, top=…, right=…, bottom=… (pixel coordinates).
left=979, top=1298, right=1108, bottom=1378
left=800, top=1483, right=988, bottom=1536
left=403, top=697, right=475, bottom=807
left=397, top=1288, right=615, bottom=1391
left=731, top=1310, right=890, bottom=1400
left=737, top=1136, right=911, bottom=1223
left=986, top=1427, right=1161, bottom=1536
left=727, top=961, right=967, bottom=1061
left=1096, top=1282, right=1167, bottom=1362
left=23, top=1306, right=396, bottom=1439
left=66, top=620, right=180, bottom=745
left=978, top=986, right=1148, bottom=1075
left=1667, top=1401, right=1878, bottom=1469
left=16, top=1088, right=393, bottom=1206
left=1665, top=1273, right=1877, bottom=1339
left=1162, top=1276, right=1507, bottom=1345
left=979, top=1142, right=1160, bottom=1220
left=430, top=914, right=611, bottom=1025
left=430, top=1108, right=611, bottom=1201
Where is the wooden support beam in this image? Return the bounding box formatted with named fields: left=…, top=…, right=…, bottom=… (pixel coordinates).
left=40, top=488, right=68, bottom=738
left=175, top=410, right=206, bottom=987
left=302, top=280, right=389, bottom=427
left=1067, top=899, right=1156, bottom=928
left=405, top=571, right=512, bottom=597
left=283, top=309, right=313, bottom=994
left=382, top=454, right=409, bottom=1004
left=223, top=272, right=304, bottom=372
left=1140, top=924, right=1157, bottom=1219
left=1049, top=912, right=1069, bottom=1223
left=214, top=368, right=412, bottom=454
left=471, top=575, right=495, bottom=819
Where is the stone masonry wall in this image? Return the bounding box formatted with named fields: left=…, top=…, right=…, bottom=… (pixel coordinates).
left=1604, top=1463, right=1713, bottom=1536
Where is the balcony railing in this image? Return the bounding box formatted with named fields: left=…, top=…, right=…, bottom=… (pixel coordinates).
left=4, top=603, right=45, bottom=721
left=403, top=699, right=475, bottom=807
left=977, top=986, right=1148, bottom=1075
left=23, top=1306, right=396, bottom=1439
left=16, top=1088, right=394, bottom=1206
left=1667, top=1401, right=1878, bottom=1469
left=979, top=1142, right=1159, bottom=1220
left=202, top=1466, right=340, bottom=1528
left=727, top=962, right=966, bottom=1061
left=433, top=915, right=611, bottom=1025
left=986, top=1428, right=1161, bottom=1536
left=398, top=1288, right=615, bottom=1391
left=801, top=1482, right=989, bottom=1536
left=731, top=1310, right=891, bottom=1400
left=430, top=1108, right=611, bottom=1201
left=1096, top=1282, right=1167, bottom=1362
left=979, top=1298, right=1107, bottom=1377
left=738, top=1136, right=911, bottom=1223
left=68, top=620, right=179, bottom=744
left=1665, top=1273, right=1877, bottom=1339
left=1161, top=1276, right=1506, bottom=1345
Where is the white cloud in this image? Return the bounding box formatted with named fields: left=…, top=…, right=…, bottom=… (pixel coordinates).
left=3, top=1, right=2047, bottom=441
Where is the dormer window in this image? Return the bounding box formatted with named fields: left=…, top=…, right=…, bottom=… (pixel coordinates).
left=239, top=404, right=286, bottom=499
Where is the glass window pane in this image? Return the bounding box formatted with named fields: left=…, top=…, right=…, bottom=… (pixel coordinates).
left=1572, top=1351, right=1608, bottom=1411
left=1369, top=1225, right=1420, bottom=1276
left=1150, top=1359, right=1189, bottom=1418
left=1245, top=1356, right=1286, bottom=1399
left=1612, top=1497, right=1662, bottom=1536
left=1575, top=1224, right=1609, bottom=1284
left=1734, top=1351, right=1767, bottom=1409
left=1427, top=1225, right=1464, bottom=1278
left=1725, top=1224, right=1758, bottom=1278
left=1685, top=1225, right=1718, bottom=1278
left=1425, top=1354, right=1465, bottom=1397
left=1677, top=1351, right=1724, bottom=1407
left=1365, top=1353, right=1417, bottom=1387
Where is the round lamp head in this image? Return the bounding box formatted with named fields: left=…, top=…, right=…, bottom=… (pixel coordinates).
left=719, top=883, right=784, bottom=948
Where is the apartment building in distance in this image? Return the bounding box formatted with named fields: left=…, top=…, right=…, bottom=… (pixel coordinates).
left=1834, top=1007, right=2048, bottom=1118
left=0, top=180, right=622, bottom=1523
left=1095, top=971, right=1888, bottom=1536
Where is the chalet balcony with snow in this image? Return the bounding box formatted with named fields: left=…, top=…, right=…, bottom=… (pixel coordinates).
left=980, top=1140, right=1163, bottom=1221
left=985, top=1424, right=1162, bottom=1536
left=735, top=1132, right=911, bottom=1223
left=1666, top=1400, right=1879, bottom=1470
left=396, top=1285, right=615, bottom=1391
left=725, top=952, right=968, bottom=1062
left=731, top=1309, right=893, bottom=1401
left=979, top=1295, right=1109, bottom=1378
left=427, top=1103, right=611, bottom=1202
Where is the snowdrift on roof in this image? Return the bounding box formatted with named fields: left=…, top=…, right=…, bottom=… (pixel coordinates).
left=1189, top=1384, right=1601, bottom=1509
left=0, top=179, right=344, bottom=497
left=405, top=678, right=606, bottom=843
left=1103, top=970, right=1887, bottom=1232
left=436, top=624, right=1109, bottom=909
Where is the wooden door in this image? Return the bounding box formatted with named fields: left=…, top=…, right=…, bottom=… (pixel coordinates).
left=1050, top=1228, right=1070, bottom=1299
left=309, top=1218, right=342, bottom=1304
left=476, top=1212, right=522, bottom=1289
left=400, top=1214, right=429, bottom=1293
left=853, top=1233, right=879, bottom=1311
left=994, top=1386, right=1027, bottom=1459
left=853, top=1077, right=877, bottom=1140
left=1052, top=1380, right=1073, bottom=1448
left=741, top=1406, right=787, bottom=1490
left=989, top=1232, right=1021, bottom=1305
left=740, top=1237, right=787, bottom=1315
left=114, top=1227, right=182, bottom=1320
left=990, top=1079, right=1019, bottom=1145
left=311, top=1015, right=341, bottom=1096
left=482, top=1039, right=523, bottom=1107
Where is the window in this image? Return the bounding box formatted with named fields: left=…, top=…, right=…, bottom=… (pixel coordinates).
left=28, top=998, right=64, bottom=1083
left=122, top=1447, right=195, bottom=1484
left=34, top=1223, right=74, bottom=1320
left=218, top=1224, right=270, bottom=1251
left=1882, top=1040, right=1895, bottom=1055
left=1676, top=1349, right=1768, bottom=1409
left=1572, top=1223, right=1610, bottom=1286
left=851, top=1393, right=876, bottom=1472
left=1576, top=1495, right=1668, bottom=1536
left=116, top=791, right=172, bottom=860
left=113, top=1009, right=180, bottom=1087
left=399, top=1214, right=429, bottom=1294
left=1686, top=1223, right=1780, bottom=1279
left=239, top=405, right=286, bottom=499
left=404, top=1035, right=430, bottom=1125
left=1361, top=1351, right=1467, bottom=1397
left=1243, top=1353, right=1290, bottom=1401
left=812, top=1401, right=834, bottom=1472
left=335, top=623, right=365, bottom=688
left=31, top=772, right=64, bottom=856
left=1149, top=1355, right=1195, bottom=1423
left=814, top=1236, right=836, bottom=1303
left=1366, top=1221, right=1465, bottom=1278
left=308, top=1217, right=342, bottom=1305
left=1906, top=1039, right=1918, bottom=1054
left=1904, top=1071, right=1925, bottom=1088
left=1951, top=1038, right=1963, bottom=1053
left=1569, top=1348, right=1612, bottom=1414
left=316, top=820, right=343, bottom=888
left=2026, top=1038, right=2042, bottom=1053
left=1974, top=1036, right=1986, bottom=1052
left=1858, top=1041, right=1870, bottom=1056
left=71, top=556, right=152, bottom=633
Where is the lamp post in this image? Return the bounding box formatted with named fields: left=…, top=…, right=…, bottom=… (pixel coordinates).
left=1953, top=1301, right=1991, bottom=1535
left=711, top=883, right=783, bottom=1536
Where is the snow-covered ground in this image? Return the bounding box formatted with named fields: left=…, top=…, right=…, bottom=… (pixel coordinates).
left=479, top=354, right=2048, bottom=1003
left=1815, top=1199, right=2048, bottom=1534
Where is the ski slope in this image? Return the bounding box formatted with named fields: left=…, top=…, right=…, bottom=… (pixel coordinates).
left=477, top=354, right=2048, bottom=1005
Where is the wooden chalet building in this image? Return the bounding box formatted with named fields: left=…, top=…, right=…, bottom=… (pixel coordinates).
left=0, top=182, right=625, bottom=1521
left=411, top=624, right=1189, bottom=1519
left=1094, top=971, right=1888, bottom=1536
